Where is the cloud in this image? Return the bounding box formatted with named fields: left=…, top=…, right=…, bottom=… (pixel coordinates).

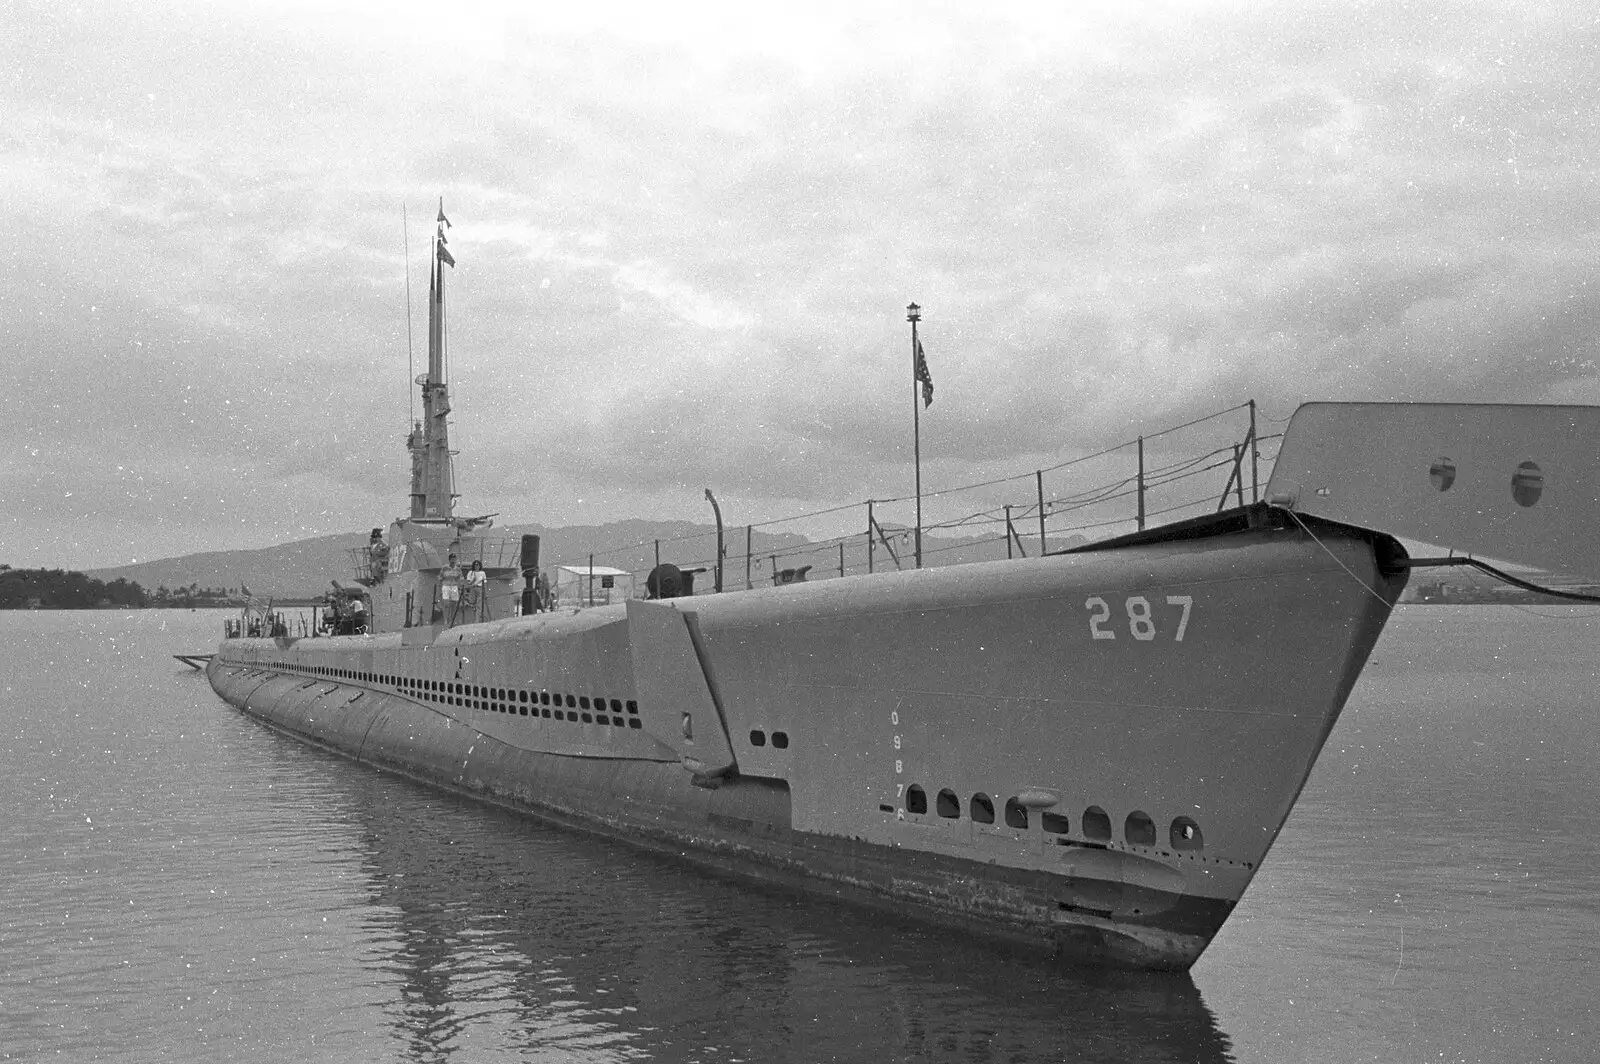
left=4, top=0, right=1600, bottom=567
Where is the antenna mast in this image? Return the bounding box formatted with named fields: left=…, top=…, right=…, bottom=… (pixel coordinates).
left=407, top=200, right=456, bottom=519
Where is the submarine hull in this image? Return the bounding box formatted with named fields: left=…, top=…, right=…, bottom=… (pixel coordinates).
left=209, top=517, right=1403, bottom=970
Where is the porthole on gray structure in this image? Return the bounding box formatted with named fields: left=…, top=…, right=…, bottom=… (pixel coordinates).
left=936, top=788, right=960, bottom=818
left=771, top=731, right=789, bottom=749
left=970, top=793, right=995, bottom=824
left=1125, top=810, right=1157, bottom=847
left=1512, top=461, right=1543, bottom=507
left=1082, top=806, right=1112, bottom=842
left=749, top=730, right=767, bottom=746
left=1041, top=811, right=1070, bottom=834
left=906, top=785, right=928, bottom=814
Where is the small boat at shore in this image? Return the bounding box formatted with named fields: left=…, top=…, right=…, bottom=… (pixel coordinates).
left=203, top=211, right=1600, bottom=969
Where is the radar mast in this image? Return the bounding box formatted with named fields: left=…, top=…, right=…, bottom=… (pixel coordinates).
left=407, top=200, right=456, bottom=519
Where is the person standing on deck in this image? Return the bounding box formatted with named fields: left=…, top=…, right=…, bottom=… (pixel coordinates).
left=464, top=560, right=487, bottom=622
left=438, top=553, right=463, bottom=624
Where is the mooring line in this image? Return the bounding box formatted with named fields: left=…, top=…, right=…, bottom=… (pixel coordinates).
left=1280, top=507, right=1394, bottom=607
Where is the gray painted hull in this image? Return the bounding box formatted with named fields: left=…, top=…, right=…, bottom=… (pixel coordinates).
left=208, top=517, right=1402, bottom=970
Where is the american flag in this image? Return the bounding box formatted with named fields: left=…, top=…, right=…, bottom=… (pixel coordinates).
left=915, top=338, right=934, bottom=408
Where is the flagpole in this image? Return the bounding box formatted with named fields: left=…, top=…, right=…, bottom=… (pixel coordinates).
left=908, top=302, right=922, bottom=569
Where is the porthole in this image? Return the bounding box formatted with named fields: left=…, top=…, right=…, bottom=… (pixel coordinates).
left=1082, top=806, right=1112, bottom=842
left=906, top=785, right=928, bottom=815
left=1171, top=816, right=1204, bottom=851
left=1125, top=810, right=1157, bottom=847
left=970, top=793, right=995, bottom=824
left=750, top=730, right=767, bottom=747
left=626, top=700, right=639, bottom=715
left=771, top=731, right=789, bottom=749
left=1041, top=811, right=1070, bottom=835
left=579, top=696, right=590, bottom=710
left=610, top=698, right=622, bottom=712
left=566, top=694, right=577, bottom=708
left=936, top=788, right=960, bottom=819
left=1003, top=798, right=1029, bottom=829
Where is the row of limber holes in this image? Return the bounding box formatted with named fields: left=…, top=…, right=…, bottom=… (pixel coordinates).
left=904, top=785, right=1205, bottom=851
left=261, top=660, right=799, bottom=742
left=276, top=660, right=645, bottom=729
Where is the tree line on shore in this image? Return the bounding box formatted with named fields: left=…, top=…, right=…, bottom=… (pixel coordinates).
left=0, top=565, right=252, bottom=609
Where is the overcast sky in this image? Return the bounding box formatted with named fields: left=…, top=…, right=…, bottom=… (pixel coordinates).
left=5, top=0, right=1597, bottom=570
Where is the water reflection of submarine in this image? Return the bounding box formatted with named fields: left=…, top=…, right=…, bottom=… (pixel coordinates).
left=337, top=770, right=1235, bottom=1064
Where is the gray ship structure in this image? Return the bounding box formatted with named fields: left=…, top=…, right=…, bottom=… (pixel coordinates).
left=206, top=215, right=1600, bottom=969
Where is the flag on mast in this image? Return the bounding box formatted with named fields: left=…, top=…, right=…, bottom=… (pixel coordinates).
left=437, top=241, right=456, bottom=267
left=914, top=338, right=934, bottom=408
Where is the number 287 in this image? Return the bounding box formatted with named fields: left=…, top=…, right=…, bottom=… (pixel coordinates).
left=1085, top=595, right=1193, bottom=642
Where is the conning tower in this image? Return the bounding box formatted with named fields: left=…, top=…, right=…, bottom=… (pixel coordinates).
left=348, top=204, right=526, bottom=636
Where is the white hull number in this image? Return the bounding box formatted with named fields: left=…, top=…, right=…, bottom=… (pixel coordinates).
left=1085, top=595, right=1193, bottom=642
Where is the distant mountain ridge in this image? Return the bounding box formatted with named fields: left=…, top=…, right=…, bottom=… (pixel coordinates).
left=85, top=520, right=1086, bottom=599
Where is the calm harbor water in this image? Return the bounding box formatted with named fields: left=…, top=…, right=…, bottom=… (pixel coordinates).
left=2, top=606, right=1596, bottom=1062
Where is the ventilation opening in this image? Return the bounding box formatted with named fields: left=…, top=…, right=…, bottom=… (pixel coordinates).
left=970, top=793, right=995, bottom=824
left=1171, top=816, right=1204, bottom=851
left=1082, top=806, right=1112, bottom=842
left=1125, top=810, right=1157, bottom=847
left=1003, top=798, right=1029, bottom=829
left=906, top=785, right=927, bottom=815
